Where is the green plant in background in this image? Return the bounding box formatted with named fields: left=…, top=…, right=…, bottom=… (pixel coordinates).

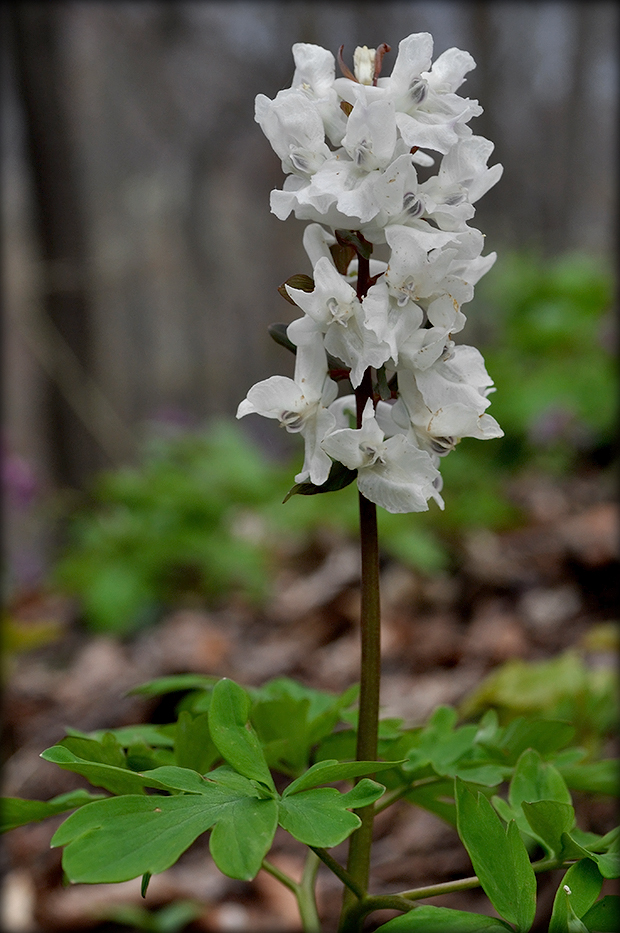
left=434, top=250, right=615, bottom=528
left=460, top=625, right=619, bottom=758
left=95, top=900, right=203, bottom=933
left=53, top=422, right=284, bottom=633
left=476, top=251, right=615, bottom=471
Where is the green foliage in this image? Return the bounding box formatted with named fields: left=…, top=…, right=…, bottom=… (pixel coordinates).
left=96, top=900, right=203, bottom=933
left=475, top=252, right=615, bottom=471
left=460, top=643, right=619, bottom=754
left=30, top=678, right=387, bottom=885
left=54, top=421, right=282, bottom=633
left=1, top=671, right=617, bottom=931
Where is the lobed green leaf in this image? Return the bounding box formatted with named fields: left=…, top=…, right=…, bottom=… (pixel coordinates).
left=41, top=746, right=151, bottom=796
left=51, top=770, right=278, bottom=883
left=277, top=779, right=384, bottom=848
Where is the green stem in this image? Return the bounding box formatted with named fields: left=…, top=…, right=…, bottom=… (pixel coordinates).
left=373, top=776, right=442, bottom=815
left=337, top=857, right=577, bottom=929
left=310, top=847, right=364, bottom=900
left=395, top=856, right=575, bottom=902
left=299, top=850, right=322, bottom=933
left=261, top=856, right=321, bottom=933
left=261, top=858, right=298, bottom=894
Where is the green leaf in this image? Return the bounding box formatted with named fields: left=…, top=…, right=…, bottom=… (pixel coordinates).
left=455, top=778, right=536, bottom=931
left=209, top=794, right=278, bottom=880
left=277, top=779, right=384, bottom=848
left=522, top=800, right=575, bottom=856
left=581, top=895, right=620, bottom=932
left=339, top=778, right=387, bottom=810
left=140, top=872, right=151, bottom=898
left=126, top=740, right=170, bottom=772
left=402, top=707, right=480, bottom=777
left=549, top=859, right=603, bottom=933
left=481, top=718, right=575, bottom=764
left=502, top=748, right=574, bottom=853
left=595, top=827, right=620, bottom=852
left=405, top=778, right=457, bottom=827
left=174, top=711, right=220, bottom=774
left=374, top=905, right=513, bottom=932
left=208, top=679, right=275, bottom=792
left=283, top=459, right=357, bottom=502
left=559, top=760, right=619, bottom=796
left=250, top=694, right=315, bottom=776
left=52, top=795, right=223, bottom=882
left=509, top=749, right=573, bottom=809
left=128, top=674, right=217, bottom=697
left=51, top=772, right=278, bottom=882
left=136, top=765, right=228, bottom=795
left=0, top=790, right=106, bottom=833
left=67, top=724, right=175, bottom=749
left=61, top=733, right=127, bottom=768
left=560, top=834, right=620, bottom=879
left=283, top=759, right=395, bottom=797
left=41, top=746, right=151, bottom=796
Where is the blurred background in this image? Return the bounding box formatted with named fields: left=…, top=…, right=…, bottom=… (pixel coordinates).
left=1, top=3, right=618, bottom=932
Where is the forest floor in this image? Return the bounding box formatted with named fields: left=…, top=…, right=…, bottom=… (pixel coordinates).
left=1, top=469, right=618, bottom=933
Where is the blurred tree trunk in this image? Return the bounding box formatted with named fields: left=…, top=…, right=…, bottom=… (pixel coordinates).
left=7, top=2, right=103, bottom=488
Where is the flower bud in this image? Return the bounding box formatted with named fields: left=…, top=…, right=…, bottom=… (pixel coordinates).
left=353, top=46, right=376, bottom=85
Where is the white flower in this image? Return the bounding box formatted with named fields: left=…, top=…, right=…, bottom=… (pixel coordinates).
left=255, top=89, right=331, bottom=177
left=362, top=277, right=424, bottom=365
left=286, top=256, right=390, bottom=387
left=335, top=34, right=482, bottom=154
left=394, top=345, right=504, bottom=454
left=291, top=43, right=347, bottom=145
left=419, top=135, right=503, bottom=231
left=236, top=335, right=338, bottom=485
left=342, top=98, right=398, bottom=171
left=322, top=399, right=443, bottom=513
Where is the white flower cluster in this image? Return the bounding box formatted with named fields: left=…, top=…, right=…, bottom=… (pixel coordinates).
left=238, top=34, right=503, bottom=514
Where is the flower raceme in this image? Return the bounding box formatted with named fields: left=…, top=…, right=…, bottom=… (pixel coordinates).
left=238, top=34, right=503, bottom=514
